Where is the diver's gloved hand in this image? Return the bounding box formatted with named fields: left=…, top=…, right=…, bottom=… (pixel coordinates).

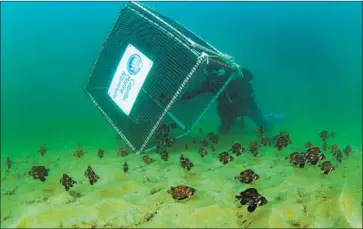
left=221, top=53, right=237, bottom=66
left=264, top=113, right=285, bottom=131
left=217, top=68, right=226, bottom=76
left=227, top=62, right=242, bottom=77
left=221, top=53, right=234, bottom=61
left=205, top=67, right=226, bottom=77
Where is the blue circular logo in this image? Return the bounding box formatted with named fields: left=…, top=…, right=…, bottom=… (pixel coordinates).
left=127, top=54, right=143, bottom=75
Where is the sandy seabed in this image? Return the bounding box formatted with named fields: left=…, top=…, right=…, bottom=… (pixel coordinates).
left=1, top=133, right=362, bottom=228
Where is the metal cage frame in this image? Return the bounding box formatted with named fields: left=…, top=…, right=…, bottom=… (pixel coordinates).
left=85, top=1, right=241, bottom=154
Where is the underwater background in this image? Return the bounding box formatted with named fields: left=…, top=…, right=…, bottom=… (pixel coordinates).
left=1, top=1, right=362, bottom=228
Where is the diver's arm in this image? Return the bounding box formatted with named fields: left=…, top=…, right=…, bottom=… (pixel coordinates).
left=246, top=99, right=269, bottom=129
left=180, top=77, right=221, bottom=101
left=180, top=88, right=205, bottom=101
left=180, top=58, right=233, bottom=101
left=207, top=56, right=237, bottom=75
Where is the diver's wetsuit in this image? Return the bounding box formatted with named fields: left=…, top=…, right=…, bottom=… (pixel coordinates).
left=181, top=62, right=268, bottom=133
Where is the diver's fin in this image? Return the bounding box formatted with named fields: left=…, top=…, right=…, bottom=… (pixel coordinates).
left=264, top=113, right=285, bottom=119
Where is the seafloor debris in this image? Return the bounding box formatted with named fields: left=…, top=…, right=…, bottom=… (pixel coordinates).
left=286, top=151, right=299, bottom=162
left=343, top=145, right=351, bottom=157
left=180, top=154, right=194, bottom=171
left=68, top=190, right=82, bottom=199
left=156, top=141, right=166, bottom=154
left=2, top=186, right=18, bottom=196
left=211, top=144, right=216, bottom=152
left=168, top=185, right=196, bottom=200
left=156, top=123, right=169, bottom=138
left=303, top=146, right=325, bottom=165
left=292, top=155, right=306, bottom=168
left=230, top=142, right=246, bottom=156
left=319, top=130, right=336, bottom=140
left=73, top=149, right=85, bottom=158
left=154, top=122, right=177, bottom=148
left=71, top=221, right=98, bottom=229
left=201, top=139, right=209, bottom=147
left=236, top=211, right=252, bottom=228
left=336, top=150, right=343, bottom=164
left=123, top=162, right=129, bottom=173
left=207, top=132, right=219, bottom=144
left=330, top=144, right=339, bottom=155
left=235, top=188, right=268, bottom=213
left=160, top=150, right=169, bottom=161
left=301, top=203, right=309, bottom=216
left=142, top=155, right=155, bottom=164
left=28, top=166, right=49, bottom=182
left=118, top=147, right=128, bottom=157
left=38, top=145, right=46, bottom=156
left=1, top=215, right=12, bottom=223
left=165, top=135, right=176, bottom=147
left=249, top=141, right=260, bottom=156
left=235, top=169, right=260, bottom=184
left=150, top=187, right=162, bottom=195
left=218, top=151, right=234, bottom=165
left=60, top=173, right=77, bottom=191
left=318, top=161, right=335, bottom=174
left=97, top=149, right=104, bottom=158
left=165, top=133, right=176, bottom=147
left=272, top=131, right=292, bottom=151
left=286, top=151, right=306, bottom=168
left=255, top=125, right=265, bottom=138
left=260, top=136, right=272, bottom=147
left=5, top=157, right=11, bottom=170
left=286, top=219, right=310, bottom=229
left=304, top=141, right=313, bottom=149
left=20, top=194, right=50, bottom=205
left=136, top=211, right=158, bottom=226
left=156, top=141, right=167, bottom=154
left=198, top=147, right=208, bottom=158
left=322, top=139, right=328, bottom=151
left=319, top=130, right=330, bottom=141
left=84, top=166, right=100, bottom=185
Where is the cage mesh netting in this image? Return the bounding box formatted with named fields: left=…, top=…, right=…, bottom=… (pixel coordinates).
left=85, top=2, right=238, bottom=154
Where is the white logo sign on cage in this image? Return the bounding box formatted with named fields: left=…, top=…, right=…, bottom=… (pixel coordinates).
left=108, top=44, right=153, bottom=116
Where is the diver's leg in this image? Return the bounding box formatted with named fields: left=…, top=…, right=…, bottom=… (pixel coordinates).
left=180, top=89, right=204, bottom=101
left=218, top=102, right=238, bottom=134
left=237, top=116, right=245, bottom=129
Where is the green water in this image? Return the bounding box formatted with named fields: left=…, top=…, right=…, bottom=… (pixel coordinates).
left=1, top=2, right=362, bottom=228
left=1, top=2, right=362, bottom=154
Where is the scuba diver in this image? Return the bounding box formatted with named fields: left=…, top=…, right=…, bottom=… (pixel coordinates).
left=180, top=58, right=269, bottom=134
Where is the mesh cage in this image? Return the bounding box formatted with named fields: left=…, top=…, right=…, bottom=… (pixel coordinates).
left=85, top=2, right=237, bottom=154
